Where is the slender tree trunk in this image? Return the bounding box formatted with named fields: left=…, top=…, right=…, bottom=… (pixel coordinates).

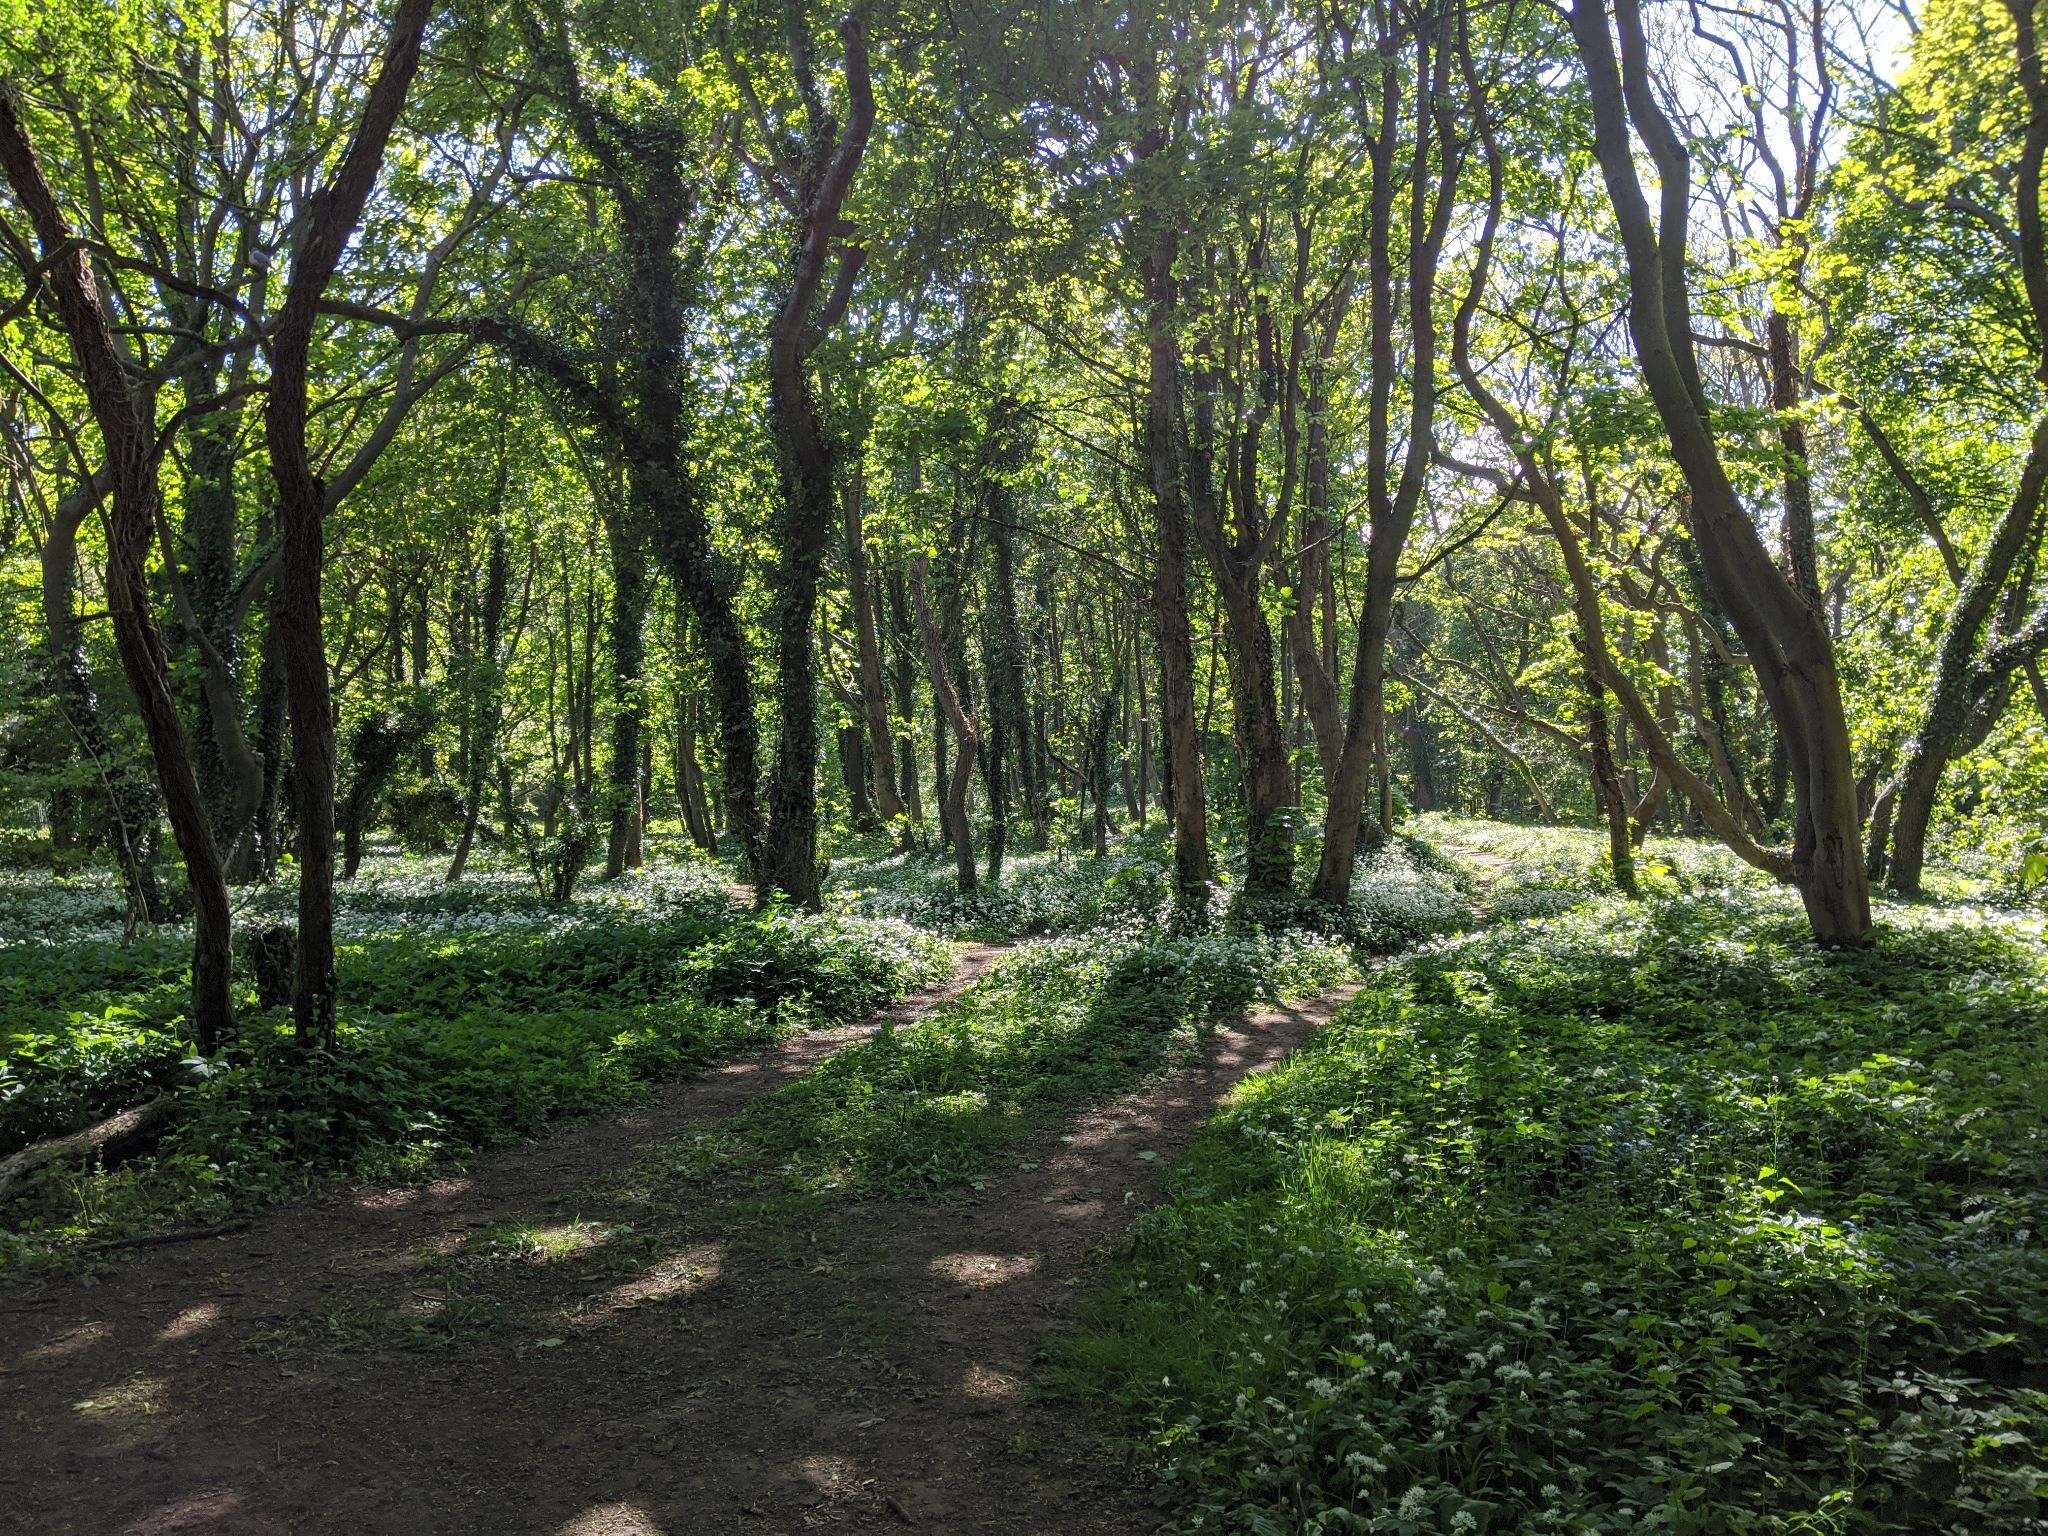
left=757, top=18, right=874, bottom=910
left=912, top=554, right=978, bottom=892
left=0, top=87, right=236, bottom=1048
left=844, top=468, right=905, bottom=828
left=449, top=517, right=509, bottom=883
left=265, top=0, right=433, bottom=1042
left=1571, top=0, right=1869, bottom=942
left=982, top=397, right=1041, bottom=850
left=1140, top=219, right=1212, bottom=904
left=604, top=518, right=647, bottom=878
left=979, top=631, right=1009, bottom=885
left=839, top=717, right=879, bottom=832
left=885, top=569, right=924, bottom=829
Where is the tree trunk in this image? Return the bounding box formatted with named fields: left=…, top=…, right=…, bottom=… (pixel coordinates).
left=885, top=569, right=924, bottom=829
left=0, top=86, right=236, bottom=1049
left=982, top=397, right=1042, bottom=849
left=1570, top=0, right=1870, bottom=943
left=843, top=468, right=905, bottom=827
left=912, top=554, right=978, bottom=892
left=264, top=0, right=434, bottom=1042
left=1139, top=214, right=1212, bottom=905
left=839, top=718, right=879, bottom=832
left=756, top=18, right=874, bottom=911
left=449, top=519, right=509, bottom=883
left=676, top=691, right=717, bottom=853
left=978, top=630, right=1009, bottom=885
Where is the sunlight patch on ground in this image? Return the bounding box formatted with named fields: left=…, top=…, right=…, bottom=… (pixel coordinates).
left=554, top=1501, right=666, bottom=1536
left=928, top=1250, right=1040, bottom=1288
left=72, top=1373, right=168, bottom=1417
left=471, top=1219, right=618, bottom=1263
left=156, top=1304, right=220, bottom=1343
left=354, top=1176, right=473, bottom=1212
left=577, top=1241, right=725, bottom=1323
left=123, top=1487, right=243, bottom=1534
left=28, top=1319, right=107, bottom=1362
left=792, top=1452, right=866, bottom=1498
left=959, top=1362, right=1020, bottom=1403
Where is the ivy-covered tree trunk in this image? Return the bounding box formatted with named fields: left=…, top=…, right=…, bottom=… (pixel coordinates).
left=757, top=17, right=874, bottom=911
left=174, top=359, right=266, bottom=879
left=603, top=515, right=648, bottom=878
left=1138, top=211, right=1212, bottom=906
left=982, top=397, right=1042, bottom=849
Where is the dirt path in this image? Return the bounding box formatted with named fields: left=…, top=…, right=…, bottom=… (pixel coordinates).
left=1436, top=841, right=1514, bottom=917
left=2, top=933, right=1363, bottom=1536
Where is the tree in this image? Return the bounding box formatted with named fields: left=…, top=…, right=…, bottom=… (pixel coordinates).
left=266, top=0, right=435, bottom=1044
left=1568, top=0, right=1872, bottom=943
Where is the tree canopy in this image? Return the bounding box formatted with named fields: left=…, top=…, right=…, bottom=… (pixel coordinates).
left=3, top=0, right=2045, bottom=1014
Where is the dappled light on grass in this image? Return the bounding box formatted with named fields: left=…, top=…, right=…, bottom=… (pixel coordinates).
left=928, top=1249, right=1040, bottom=1288
left=553, top=1501, right=666, bottom=1536
left=468, top=1219, right=616, bottom=1263
left=683, top=925, right=1358, bottom=1200
left=0, top=855, right=948, bottom=1264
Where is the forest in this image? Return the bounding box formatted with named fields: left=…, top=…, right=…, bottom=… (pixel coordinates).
left=1, top=0, right=2046, bottom=1529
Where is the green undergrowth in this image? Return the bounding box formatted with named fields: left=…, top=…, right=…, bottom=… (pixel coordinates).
left=832, top=831, right=1474, bottom=956
left=0, top=853, right=948, bottom=1268
left=652, top=838, right=1474, bottom=1200
left=1409, top=813, right=1772, bottom=923
left=826, top=836, right=1180, bottom=940
left=1051, top=887, right=2048, bottom=1533
left=651, top=924, right=1359, bottom=1200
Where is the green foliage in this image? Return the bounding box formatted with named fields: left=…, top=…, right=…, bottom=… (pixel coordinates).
left=675, top=907, right=955, bottom=1028
left=1409, top=815, right=1775, bottom=921
left=388, top=784, right=468, bottom=853
left=1051, top=888, right=2048, bottom=1533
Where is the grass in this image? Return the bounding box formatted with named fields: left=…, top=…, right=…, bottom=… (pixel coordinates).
left=1050, top=853, right=2048, bottom=1533
left=649, top=923, right=1362, bottom=1199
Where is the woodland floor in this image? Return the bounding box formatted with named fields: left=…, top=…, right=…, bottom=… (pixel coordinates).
left=0, top=925, right=1363, bottom=1536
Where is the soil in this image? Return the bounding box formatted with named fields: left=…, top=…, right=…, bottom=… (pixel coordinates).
left=1, top=936, right=1363, bottom=1536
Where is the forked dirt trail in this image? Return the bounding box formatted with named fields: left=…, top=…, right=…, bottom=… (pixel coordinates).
left=2, top=935, right=1364, bottom=1536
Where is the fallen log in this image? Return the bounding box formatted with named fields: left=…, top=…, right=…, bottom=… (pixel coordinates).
left=0, top=1097, right=175, bottom=1203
